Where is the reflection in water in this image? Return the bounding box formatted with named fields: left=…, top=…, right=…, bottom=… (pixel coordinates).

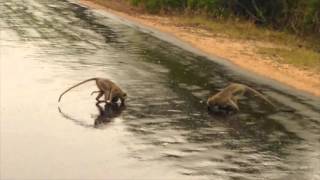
left=1, top=0, right=320, bottom=179
left=94, top=102, right=126, bottom=128
left=58, top=103, right=125, bottom=129
left=58, top=106, right=94, bottom=128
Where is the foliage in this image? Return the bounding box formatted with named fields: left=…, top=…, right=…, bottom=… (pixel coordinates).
left=128, top=0, right=320, bottom=35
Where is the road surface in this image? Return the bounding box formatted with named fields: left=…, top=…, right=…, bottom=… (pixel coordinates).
left=1, top=0, right=319, bottom=179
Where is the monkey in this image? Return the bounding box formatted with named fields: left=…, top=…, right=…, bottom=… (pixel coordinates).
left=58, top=78, right=127, bottom=105
left=207, top=83, right=276, bottom=113
left=90, top=90, right=123, bottom=104
left=90, top=91, right=101, bottom=96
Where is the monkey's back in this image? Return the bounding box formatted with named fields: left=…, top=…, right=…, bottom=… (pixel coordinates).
left=96, top=78, right=114, bottom=90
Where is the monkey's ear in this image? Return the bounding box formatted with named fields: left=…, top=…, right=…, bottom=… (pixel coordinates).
left=123, top=93, right=127, bottom=97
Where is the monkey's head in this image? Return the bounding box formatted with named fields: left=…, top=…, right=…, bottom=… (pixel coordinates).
left=117, top=92, right=127, bottom=103
left=111, top=90, right=127, bottom=104
left=207, top=98, right=219, bottom=111
left=207, top=97, right=232, bottom=111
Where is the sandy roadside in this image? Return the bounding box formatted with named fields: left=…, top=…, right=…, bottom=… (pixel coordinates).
left=79, top=0, right=320, bottom=96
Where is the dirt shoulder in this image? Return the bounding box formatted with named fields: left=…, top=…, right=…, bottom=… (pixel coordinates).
left=79, top=0, right=320, bottom=96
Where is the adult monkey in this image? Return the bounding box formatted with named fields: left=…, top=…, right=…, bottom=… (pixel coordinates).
left=207, top=83, right=276, bottom=112
left=58, top=78, right=127, bottom=105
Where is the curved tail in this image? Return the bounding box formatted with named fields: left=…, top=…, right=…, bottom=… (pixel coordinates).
left=246, top=86, right=276, bottom=108
left=58, top=78, right=97, bottom=102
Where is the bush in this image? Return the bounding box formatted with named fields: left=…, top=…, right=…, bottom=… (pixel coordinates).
left=128, top=0, right=320, bottom=34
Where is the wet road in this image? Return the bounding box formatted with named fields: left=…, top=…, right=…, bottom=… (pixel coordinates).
left=1, top=0, right=320, bottom=179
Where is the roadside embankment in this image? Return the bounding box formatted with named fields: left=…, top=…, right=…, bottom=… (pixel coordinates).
left=79, top=0, right=320, bottom=96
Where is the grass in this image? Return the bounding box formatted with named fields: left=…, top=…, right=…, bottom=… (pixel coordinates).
left=175, top=16, right=320, bottom=71
left=259, top=47, right=320, bottom=71
left=177, top=16, right=277, bottom=40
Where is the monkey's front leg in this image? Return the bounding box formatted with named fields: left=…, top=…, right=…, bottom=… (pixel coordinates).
left=104, top=90, right=113, bottom=104
left=91, top=90, right=102, bottom=96
left=228, top=99, right=239, bottom=111
left=95, top=92, right=104, bottom=103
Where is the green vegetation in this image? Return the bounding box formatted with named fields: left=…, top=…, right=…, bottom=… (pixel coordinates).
left=127, top=0, right=320, bottom=71
left=128, top=0, right=320, bottom=35
left=178, top=16, right=296, bottom=42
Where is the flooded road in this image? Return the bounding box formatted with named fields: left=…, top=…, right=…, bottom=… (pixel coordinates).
left=1, top=0, right=320, bottom=179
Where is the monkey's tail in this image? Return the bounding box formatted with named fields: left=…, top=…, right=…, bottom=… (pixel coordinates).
left=58, top=78, right=97, bottom=102
left=246, top=86, right=276, bottom=108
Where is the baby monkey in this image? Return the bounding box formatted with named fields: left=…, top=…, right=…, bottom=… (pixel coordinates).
left=207, top=83, right=275, bottom=113
left=58, top=78, right=127, bottom=105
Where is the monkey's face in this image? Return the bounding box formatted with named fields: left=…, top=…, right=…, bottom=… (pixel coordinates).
left=207, top=99, right=219, bottom=111
left=112, top=92, right=127, bottom=105
left=207, top=97, right=218, bottom=107
left=207, top=99, right=231, bottom=113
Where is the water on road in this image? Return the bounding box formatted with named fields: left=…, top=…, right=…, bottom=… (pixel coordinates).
left=1, top=0, right=320, bottom=179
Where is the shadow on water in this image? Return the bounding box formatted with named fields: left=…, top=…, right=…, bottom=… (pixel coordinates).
left=2, top=0, right=320, bottom=179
